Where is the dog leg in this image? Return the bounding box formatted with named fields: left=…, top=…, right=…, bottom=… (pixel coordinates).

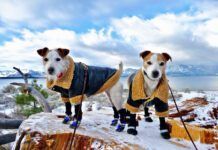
left=70, top=104, right=83, bottom=129
left=159, top=117, right=171, bottom=139
left=127, top=111, right=138, bottom=135
left=116, top=108, right=126, bottom=132
left=63, top=102, right=73, bottom=124
left=144, top=107, right=153, bottom=122
left=111, top=106, right=119, bottom=126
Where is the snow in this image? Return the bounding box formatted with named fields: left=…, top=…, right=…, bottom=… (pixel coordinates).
left=52, top=106, right=215, bottom=150
left=169, top=91, right=218, bottom=127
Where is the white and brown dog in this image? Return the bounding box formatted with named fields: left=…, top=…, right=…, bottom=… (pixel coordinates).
left=37, top=47, right=125, bottom=129
left=125, top=50, right=172, bottom=139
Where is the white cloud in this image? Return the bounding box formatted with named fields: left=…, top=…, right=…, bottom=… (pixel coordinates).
left=0, top=0, right=218, bottom=71
left=0, top=28, right=124, bottom=70
left=111, top=5, right=218, bottom=64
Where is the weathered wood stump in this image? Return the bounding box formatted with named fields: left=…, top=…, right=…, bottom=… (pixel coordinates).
left=12, top=113, right=142, bottom=150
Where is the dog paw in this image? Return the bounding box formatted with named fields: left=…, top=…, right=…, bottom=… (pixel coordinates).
left=116, top=124, right=125, bottom=132
left=160, top=129, right=171, bottom=139
left=145, top=116, right=153, bottom=122
left=69, top=120, right=81, bottom=129
left=62, top=115, right=72, bottom=124
left=127, top=127, right=138, bottom=135
left=111, top=119, right=118, bottom=126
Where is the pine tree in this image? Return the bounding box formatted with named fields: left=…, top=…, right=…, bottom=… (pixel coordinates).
left=15, top=79, right=49, bottom=117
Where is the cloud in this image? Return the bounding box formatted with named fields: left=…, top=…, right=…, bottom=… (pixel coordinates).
left=0, top=0, right=194, bottom=30
left=0, top=0, right=218, bottom=71
left=0, top=28, right=126, bottom=70
left=111, top=3, right=218, bottom=65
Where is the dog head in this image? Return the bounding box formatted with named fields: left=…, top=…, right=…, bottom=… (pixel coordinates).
left=140, top=50, right=171, bottom=81
left=37, top=47, right=70, bottom=80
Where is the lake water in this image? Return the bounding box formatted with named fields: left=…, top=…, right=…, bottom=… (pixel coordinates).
left=0, top=76, right=218, bottom=91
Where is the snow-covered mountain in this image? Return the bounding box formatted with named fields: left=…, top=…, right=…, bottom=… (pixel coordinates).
left=166, top=64, right=218, bottom=76
left=0, top=64, right=218, bottom=78
left=122, top=64, right=218, bottom=77
left=0, top=69, right=45, bottom=78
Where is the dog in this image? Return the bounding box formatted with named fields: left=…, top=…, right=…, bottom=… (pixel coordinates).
left=37, top=47, right=126, bottom=129
left=125, top=50, right=172, bottom=139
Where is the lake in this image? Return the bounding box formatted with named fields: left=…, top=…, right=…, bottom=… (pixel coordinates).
left=0, top=76, right=218, bottom=91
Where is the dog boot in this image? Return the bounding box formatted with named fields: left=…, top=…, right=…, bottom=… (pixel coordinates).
left=70, top=120, right=81, bottom=129
left=144, top=116, right=153, bottom=122
left=160, top=127, right=171, bottom=139
left=127, top=126, right=138, bottom=135
left=116, top=123, right=126, bottom=132
left=159, top=117, right=171, bottom=139
left=62, top=115, right=72, bottom=124
left=111, top=118, right=118, bottom=126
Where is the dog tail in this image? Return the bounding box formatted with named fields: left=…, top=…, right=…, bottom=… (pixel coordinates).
left=118, top=61, right=123, bottom=73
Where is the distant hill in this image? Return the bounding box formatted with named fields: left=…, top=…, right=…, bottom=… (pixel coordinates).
left=123, top=64, right=218, bottom=77
left=1, top=64, right=218, bottom=78
left=0, top=69, right=45, bottom=78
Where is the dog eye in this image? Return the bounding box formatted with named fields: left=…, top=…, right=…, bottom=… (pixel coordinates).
left=147, top=61, right=152, bottom=65
left=56, top=58, right=61, bottom=61
left=44, top=58, right=48, bottom=62
left=160, top=62, right=165, bottom=66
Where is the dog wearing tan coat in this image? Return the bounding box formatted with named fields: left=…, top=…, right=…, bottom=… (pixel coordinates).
left=125, top=50, right=172, bottom=139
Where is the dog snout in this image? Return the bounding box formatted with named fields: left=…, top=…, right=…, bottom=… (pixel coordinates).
left=152, top=70, right=159, bottom=78
left=48, top=67, right=55, bottom=75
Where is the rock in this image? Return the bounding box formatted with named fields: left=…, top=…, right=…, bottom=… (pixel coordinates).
left=167, top=119, right=218, bottom=145
left=13, top=113, right=143, bottom=150
left=169, top=98, right=208, bottom=117
left=169, top=97, right=218, bottom=129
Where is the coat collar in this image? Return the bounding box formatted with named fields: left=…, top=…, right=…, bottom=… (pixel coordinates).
left=46, top=56, right=75, bottom=89
left=131, top=70, right=169, bottom=102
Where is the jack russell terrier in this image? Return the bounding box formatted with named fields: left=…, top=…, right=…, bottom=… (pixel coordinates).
left=37, top=47, right=125, bottom=129
left=125, top=50, right=172, bottom=139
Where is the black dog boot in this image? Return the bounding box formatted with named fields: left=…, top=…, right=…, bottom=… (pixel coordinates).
left=127, top=112, right=138, bottom=135
left=144, top=107, right=153, bottom=122
left=159, top=117, right=171, bottom=139
left=144, top=116, right=153, bottom=122
left=160, top=128, right=170, bottom=139
left=127, top=126, right=138, bottom=135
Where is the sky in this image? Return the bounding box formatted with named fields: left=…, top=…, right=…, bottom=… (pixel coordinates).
left=0, top=0, right=218, bottom=71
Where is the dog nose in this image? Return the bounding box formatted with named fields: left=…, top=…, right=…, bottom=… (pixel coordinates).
left=48, top=67, right=55, bottom=75
left=152, top=70, right=159, bottom=78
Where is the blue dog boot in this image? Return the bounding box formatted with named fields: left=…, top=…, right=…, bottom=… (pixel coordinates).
left=116, top=123, right=125, bottom=132
left=62, top=115, right=72, bottom=124
left=111, top=118, right=118, bottom=126
left=70, top=120, right=81, bottom=129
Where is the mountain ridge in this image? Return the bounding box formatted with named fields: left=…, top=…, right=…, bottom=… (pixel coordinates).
left=1, top=64, right=218, bottom=78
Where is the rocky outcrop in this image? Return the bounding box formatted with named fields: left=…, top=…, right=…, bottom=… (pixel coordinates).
left=168, top=97, right=217, bottom=146
left=169, top=97, right=217, bottom=128
left=12, top=113, right=142, bottom=150
left=168, top=119, right=218, bottom=145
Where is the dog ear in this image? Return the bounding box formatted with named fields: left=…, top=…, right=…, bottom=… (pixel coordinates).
left=140, top=50, right=151, bottom=59
left=37, top=47, right=49, bottom=57
left=162, top=53, right=172, bottom=61
left=57, top=48, right=69, bottom=58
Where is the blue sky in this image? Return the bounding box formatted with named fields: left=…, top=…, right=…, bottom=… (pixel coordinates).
left=0, top=0, right=218, bottom=70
